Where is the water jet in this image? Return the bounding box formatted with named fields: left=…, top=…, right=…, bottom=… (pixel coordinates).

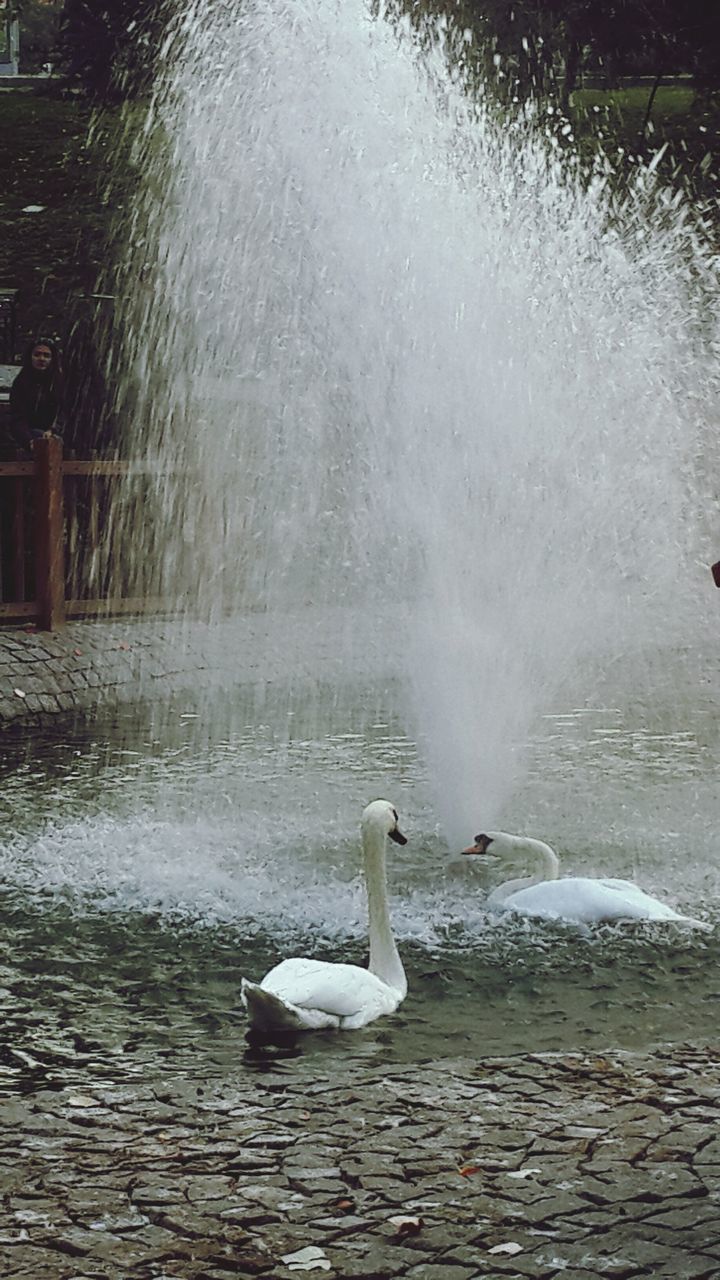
left=110, top=0, right=718, bottom=843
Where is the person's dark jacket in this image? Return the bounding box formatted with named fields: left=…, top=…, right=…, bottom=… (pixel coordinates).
left=7, top=339, right=65, bottom=453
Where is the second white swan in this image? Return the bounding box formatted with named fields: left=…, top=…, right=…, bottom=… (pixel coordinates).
left=241, top=799, right=408, bottom=1033
left=462, top=831, right=710, bottom=928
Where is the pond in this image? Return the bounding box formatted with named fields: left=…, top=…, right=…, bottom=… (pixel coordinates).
left=1, top=630, right=719, bottom=1097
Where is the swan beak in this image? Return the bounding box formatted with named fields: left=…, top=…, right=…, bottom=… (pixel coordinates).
left=389, top=826, right=407, bottom=846
left=462, top=833, right=493, bottom=856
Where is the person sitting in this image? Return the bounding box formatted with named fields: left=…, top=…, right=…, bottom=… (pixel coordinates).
left=8, top=337, right=65, bottom=454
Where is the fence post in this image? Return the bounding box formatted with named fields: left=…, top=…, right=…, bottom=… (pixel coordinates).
left=34, top=436, right=66, bottom=631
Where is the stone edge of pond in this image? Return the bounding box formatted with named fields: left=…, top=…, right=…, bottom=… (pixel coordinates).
left=0, top=619, right=204, bottom=725
left=0, top=610, right=401, bottom=726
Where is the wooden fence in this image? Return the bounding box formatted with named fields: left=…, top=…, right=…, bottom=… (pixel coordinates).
left=0, top=437, right=163, bottom=631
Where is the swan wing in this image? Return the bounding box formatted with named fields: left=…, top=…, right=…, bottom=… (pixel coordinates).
left=595, top=877, right=643, bottom=893
left=261, top=957, right=398, bottom=1020
left=596, top=881, right=696, bottom=921
left=585, top=877, right=693, bottom=920
left=504, top=878, right=617, bottom=923
left=505, top=877, right=698, bottom=924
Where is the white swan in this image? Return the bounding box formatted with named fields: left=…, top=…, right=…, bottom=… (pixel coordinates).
left=462, top=831, right=711, bottom=928
left=241, top=800, right=408, bottom=1033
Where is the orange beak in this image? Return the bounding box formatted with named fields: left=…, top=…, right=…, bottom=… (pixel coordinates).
left=461, top=834, right=493, bottom=856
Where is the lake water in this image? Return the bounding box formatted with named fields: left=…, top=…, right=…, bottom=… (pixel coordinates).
left=1, top=620, right=719, bottom=1095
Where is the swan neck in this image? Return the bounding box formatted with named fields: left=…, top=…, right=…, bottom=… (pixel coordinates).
left=493, top=837, right=560, bottom=901
left=363, top=823, right=406, bottom=997
left=522, top=838, right=560, bottom=883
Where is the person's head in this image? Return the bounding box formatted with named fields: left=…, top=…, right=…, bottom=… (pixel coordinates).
left=23, top=336, right=61, bottom=377
left=31, top=343, right=53, bottom=372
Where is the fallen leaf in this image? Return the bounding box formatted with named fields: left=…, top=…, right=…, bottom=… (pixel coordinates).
left=458, top=1164, right=481, bottom=1178
left=335, top=1198, right=355, bottom=1214
left=74, top=648, right=82, bottom=656
left=488, top=1242, right=523, bottom=1256
left=389, top=1215, right=423, bottom=1236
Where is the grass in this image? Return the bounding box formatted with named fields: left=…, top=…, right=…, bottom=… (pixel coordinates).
left=570, top=84, right=720, bottom=207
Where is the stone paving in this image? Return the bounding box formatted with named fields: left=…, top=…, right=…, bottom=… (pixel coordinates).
left=0, top=608, right=399, bottom=726
left=2, top=1044, right=719, bottom=1280
left=0, top=621, right=195, bottom=724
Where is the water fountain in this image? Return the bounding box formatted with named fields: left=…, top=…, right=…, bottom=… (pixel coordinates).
left=111, top=0, right=719, bottom=844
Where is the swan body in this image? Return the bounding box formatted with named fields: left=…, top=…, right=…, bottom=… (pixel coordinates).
left=241, top=800, right=408, bottom=1033
left=463, top=832, right=710, bottom=928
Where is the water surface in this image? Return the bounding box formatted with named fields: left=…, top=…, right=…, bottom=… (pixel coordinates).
left=2, top=638, right=719, bottom=1095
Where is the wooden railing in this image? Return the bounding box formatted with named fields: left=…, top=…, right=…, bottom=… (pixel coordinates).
left=0, top=437, right=164, bottom=631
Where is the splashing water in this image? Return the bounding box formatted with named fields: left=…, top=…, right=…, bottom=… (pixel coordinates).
left=111, top=0, right=720, bottom=844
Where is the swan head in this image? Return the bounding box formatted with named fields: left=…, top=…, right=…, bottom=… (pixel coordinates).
left=362, top=799, right=407, bottom=845
left=461, top=831, right=514, bottom=858
left=461, top=831, right=560, bottom=881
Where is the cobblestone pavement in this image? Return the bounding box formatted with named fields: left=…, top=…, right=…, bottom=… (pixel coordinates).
left=2, top=1044, right=719, bottom=1280
left=0, top=619, right=243, bottom=725
left=0, top=609, right=398, bottom=725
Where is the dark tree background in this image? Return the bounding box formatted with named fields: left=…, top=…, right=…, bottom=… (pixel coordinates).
left=57, top=0, right=169, bottom=98
left=17, top=0, right=63, bottom=73
left=57, top=0, right=720, bottom=106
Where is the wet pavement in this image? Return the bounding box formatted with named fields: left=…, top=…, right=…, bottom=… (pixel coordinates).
left=2, top=1042, right=719, bottom=1279
left=0, top=609, right=401, bottom=727
left=0, top=620, right=242, bottom=725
